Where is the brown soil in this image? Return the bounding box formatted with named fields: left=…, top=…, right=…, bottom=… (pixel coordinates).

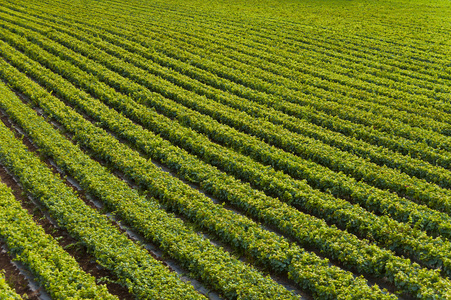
left=0, top=242, right=40, bottom=299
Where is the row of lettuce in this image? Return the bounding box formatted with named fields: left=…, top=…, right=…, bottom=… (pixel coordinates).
left=0, top=41, right=397, bottom=300
left=1, top=19, right=451, bottom=299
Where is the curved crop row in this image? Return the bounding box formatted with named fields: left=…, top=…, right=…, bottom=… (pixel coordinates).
left=133, top=6, right=451, bottom=119
left=0, top=65, right=308, bottom=300
left=2, top=24, right=451, bottom=299
left=27, top=0, right=451, bottom=78
left=3, top=21, right=450, bottom=219
left=168, top=13, right=451, bottom=111
left=4, top=3, right=450, bottom=174
left=11, top=0, right=451, bottom=120
left=119, top=23, right=451, bottom=144
left=127, top=0, right=451, bottom=72
left=7, top=9, right=451, bottom=194
left=206, top=13, right=451, bottom=90
left=0, top=82, right=205, bottom=300
left=26, top=0, right=451, bottom=131
left=91, top=35, right=451, bottom=168
left=0, top=41, right=399, bottom=300
left=40, top=15, right=451, bottom=189
left=3, top=21, right=451, bottom=262
left=0, top=0, right=450, bottom=300
left=0, top=170, right=116, bottom=299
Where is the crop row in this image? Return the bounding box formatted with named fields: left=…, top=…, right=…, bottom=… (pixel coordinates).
left=0, top=0, right=449, bottom=298
left=26, top=0, right=451, bottom=127
left=8, top=2, right=451, bottom=169
left=17, top=0, right=451, bottom=96
left=4, top=3, right=451, bottom=175
left=0, top=63, right=318, bottom=299
left=189, top=7, right=451, bottom=98
left=6, top=8, right=451, bottom=195
left=151, top=0, right=451, bottom=74
left=136, top=6, right=451, bottom=117
left=113, top=20, right=451, bottom=144
left=215, top=15, right=450, bottom=87
left=4, top=18, right=451, bottom=226
left=3, top=19, right=451, bottom=274
left=0, top=39, right=401, bottom=300
left=55, top=16, right=451, bottom=188
left=0, top=161, right=117, bottom=299
left=0, top=80, right=206, bottom=299
left=83, top=0, right=451, bottom=63
left=0, top=39, right=410, bottom=298
left=2, top=23, right=451, bottom=299
left=138, top=0, right=451, bottom=68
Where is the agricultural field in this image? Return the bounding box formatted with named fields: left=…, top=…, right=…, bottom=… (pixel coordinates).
left=0, top=0, right=450, bottom=299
